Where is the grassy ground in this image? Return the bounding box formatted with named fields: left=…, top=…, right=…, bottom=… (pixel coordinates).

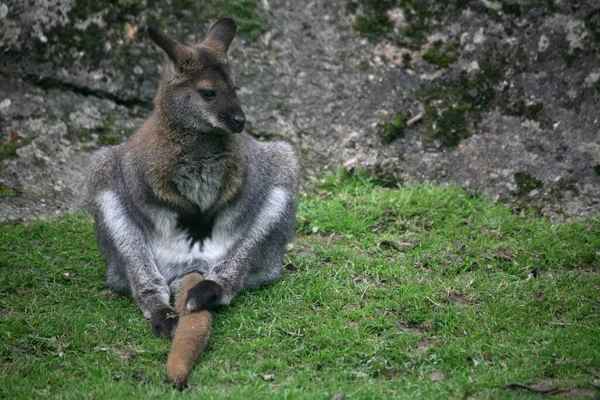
left=1, top=175, right=599, bottom=399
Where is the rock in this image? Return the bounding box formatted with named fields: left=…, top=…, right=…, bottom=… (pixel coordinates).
left=1, top=0, right=599, bottom=221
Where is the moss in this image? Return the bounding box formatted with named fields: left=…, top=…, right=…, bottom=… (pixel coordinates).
left=274, top=100, right=291, bottom=114
left=414, top=43, right=516, bottom=147
left=33, top=0, right=266, bottom=75
left=97, top=134, right=124, bottom=146
left=347, top=1, right=359, bottom=13
left=594, top=164, right=600, bottom=176
left=501, top=3, right=521, bottom=18
left=422, top=48, right=457, bottom=68
left=379, top=112, right=410, bottom=142
left=507, top=100, right=544, bottom=120
left=545, top=0, right=556, bottom=13
left=349, top=0, right=468, bottom=47
left=505, top=101, right=552, bottom=129
left=564, top=54, right=576, bottom=68
left=555, top=177, right=578, bottom=193
left=0, top=186, right=20, bottom=198
left=513, top=172, right=543, bottom=196
left=354, top=13, right=393, bottom=38
left=171, top=0, right=266, bottom=40
left=431, top=106, right=470, bottom=147
left=585, top=8, right=600, bottom=43
left=0, top=135, right=38, bottom=163
left=564, top=50, right=582, bottom=68
left=402, top=52, right=412, bottom=69
left=417, top=58, right=504, bottom=146
left=65, top=127, right=93, bottom=143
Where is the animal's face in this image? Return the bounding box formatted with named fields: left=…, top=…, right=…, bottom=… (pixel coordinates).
left=149, top=19, right=246, bottom=134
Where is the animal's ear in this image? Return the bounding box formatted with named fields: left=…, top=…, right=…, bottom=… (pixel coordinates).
left=147, top=27, right=195, bottom=74
left=203, top=18, right=237, bottom=53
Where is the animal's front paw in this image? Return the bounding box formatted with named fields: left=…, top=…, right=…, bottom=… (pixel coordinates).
left=185, top=280, right=223, bottom=313
left=150, top=306, right=178, bottom=338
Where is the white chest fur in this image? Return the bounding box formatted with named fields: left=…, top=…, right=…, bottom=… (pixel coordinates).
left=148, top=208, right=238, bottom=275
left=98, top=187, right=290, bottom=282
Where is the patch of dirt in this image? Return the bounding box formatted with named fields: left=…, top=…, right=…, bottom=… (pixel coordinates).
left=398, top=321, right=432, bottom=333
left=447, top=292, right=470, bottom=305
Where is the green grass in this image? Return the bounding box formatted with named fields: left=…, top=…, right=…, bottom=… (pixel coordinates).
left=1, top=175, right=600, bottom=398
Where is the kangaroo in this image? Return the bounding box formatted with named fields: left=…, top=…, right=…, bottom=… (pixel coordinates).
left=88, top=18, right=299, bottom=338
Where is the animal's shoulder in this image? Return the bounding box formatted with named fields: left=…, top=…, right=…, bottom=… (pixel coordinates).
left=88, top=146, right=122, bottom=196
left=242, top=135, right=299, bottom=189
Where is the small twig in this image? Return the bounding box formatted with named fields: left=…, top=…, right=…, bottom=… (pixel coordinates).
left=425, top=296, right=442, bottom=307
left=406, top=112, right=423, bottom=127
left=504, top=383, right=567, bottom=396
left=550, top=322, right=600, bottom=331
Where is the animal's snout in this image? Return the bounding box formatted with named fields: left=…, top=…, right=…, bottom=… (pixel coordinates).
left=229, top=113, right=245, bottom=133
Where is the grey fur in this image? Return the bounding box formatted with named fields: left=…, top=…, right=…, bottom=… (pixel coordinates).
left=87, top=20, right=299, bottom=327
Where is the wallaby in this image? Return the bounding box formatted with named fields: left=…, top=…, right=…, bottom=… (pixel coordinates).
left=88, top=18, right=299, bottom=338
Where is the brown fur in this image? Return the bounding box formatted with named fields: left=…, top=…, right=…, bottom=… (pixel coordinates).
left=121, top=22, right=246, bottom=212
left=166, top=273, right=213, bottom=389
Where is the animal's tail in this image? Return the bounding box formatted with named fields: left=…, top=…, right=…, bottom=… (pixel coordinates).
left=166, top=272, right=213, bottom=389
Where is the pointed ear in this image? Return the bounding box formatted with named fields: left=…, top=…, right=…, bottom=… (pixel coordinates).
left=147, top=27, right=195, bottom=74
left=203, top=18, right=237, bottom=53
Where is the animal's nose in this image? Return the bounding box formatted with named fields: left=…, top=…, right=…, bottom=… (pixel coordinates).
left=229, top=113, right=245, bottom=133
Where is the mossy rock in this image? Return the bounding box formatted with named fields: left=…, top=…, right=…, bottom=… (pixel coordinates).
left=427, top=106, right=470, bottom=147
left=0, top=135, right=38, bottom=163
left=514, top=172, right=544, bottom=197
left=65, top=127, right=93, bottom=143
left=379, top=112, right=410, bottom=142
left=422, top=48, right=457, bottom=68
left=349, top=0, right=470, bottom=47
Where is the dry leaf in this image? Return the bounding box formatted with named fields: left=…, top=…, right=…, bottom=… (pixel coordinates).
left=9, top=131, right=19, bottom=143
left=331, top=390, right=346, bottom=400
left=261, top=374, right=275, bottom=381
left=343, top=158, right=357, bottom=172
left=429, top=371, right=445, bottom=381
left=124, top=24, right=136, bottom=39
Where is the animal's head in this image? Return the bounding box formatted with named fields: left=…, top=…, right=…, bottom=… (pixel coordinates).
left=148, top=19, right=245, bottom=134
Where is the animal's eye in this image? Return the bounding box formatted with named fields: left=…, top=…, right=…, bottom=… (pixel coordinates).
left=199, top=89, right=216, bottom=100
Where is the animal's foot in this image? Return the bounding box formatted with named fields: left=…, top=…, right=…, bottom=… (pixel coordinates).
left=150, top=306, right=178, bottom=337
left=185, top=280, right=223, bottom=313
